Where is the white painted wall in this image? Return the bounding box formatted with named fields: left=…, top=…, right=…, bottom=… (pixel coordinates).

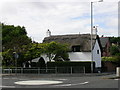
left=31, top=55, right=49, bottom=64
left=93, top=40, right=101, bottom=67
left=68, top=52, right=91, bottom=61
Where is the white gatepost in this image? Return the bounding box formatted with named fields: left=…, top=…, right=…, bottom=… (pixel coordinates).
left=116, top=67, right=120, bottom=77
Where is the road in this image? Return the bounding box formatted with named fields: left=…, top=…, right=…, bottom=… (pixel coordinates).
left=1, top=73, right=119, bottom=88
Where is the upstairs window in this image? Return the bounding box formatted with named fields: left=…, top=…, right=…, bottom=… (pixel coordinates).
left=72, top=45, right=81, bottom=52
left=97, top=50, right=99, bottom=54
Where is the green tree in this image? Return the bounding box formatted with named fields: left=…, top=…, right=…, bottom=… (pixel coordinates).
left=23, top=43, right=42, bottom=61
left=2, top=49, right=15, bottom=66
left=110, top=45, right=120, bottom=55
left=110, top=37, right=120, bottom=45
left=2, top=23, right=70, bottom=67
left=2, top=24, right=32, bottom=67
left=44, top=41, right=69, bottom=62
left=2, top=24, right=31, bottom=50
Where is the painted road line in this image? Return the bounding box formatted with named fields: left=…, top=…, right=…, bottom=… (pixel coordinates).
left=19, top=79, right=29, bottom=80
left=57, top=79, right=67, bottom=81
left=3, top=78, right=17, bottom=79
left=79, top=81, right=89, bottom=85
left=0, top=86, right=15, bottom=88
left=3, top=78, right=10, bottom=79
left=114, top=79, right=120, bottom=80
left=14, top=80, right=63, bottom=85
left=54, top=81, right=89, bottom=87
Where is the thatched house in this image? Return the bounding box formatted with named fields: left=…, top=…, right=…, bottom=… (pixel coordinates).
left=43, top=32, right=102, bottom=68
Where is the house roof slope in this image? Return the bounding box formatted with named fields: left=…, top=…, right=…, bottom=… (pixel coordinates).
left=43, top=34, right=98, bottom=52
left=100, top=37, right=110, bottom=48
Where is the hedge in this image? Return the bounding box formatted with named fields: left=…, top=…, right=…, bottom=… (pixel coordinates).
left=47, top=61, right=95, bottom=73
left=102, top=57, right=118, bottom=62
left=31, top=61, right=95, bottom=73
left=102, top=56, right=120, bottom=66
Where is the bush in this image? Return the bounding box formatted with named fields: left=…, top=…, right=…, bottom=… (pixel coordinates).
left=102, top=57, right=117, bottom=62
left=102, top=56, right=120, bottom=66
left=110, top=45, right=120, bottom=55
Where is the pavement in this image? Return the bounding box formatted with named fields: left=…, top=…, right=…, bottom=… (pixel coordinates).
left=0, top=72, right=116, bottom=76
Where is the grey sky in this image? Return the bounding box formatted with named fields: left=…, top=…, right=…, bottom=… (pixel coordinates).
left=0, top=0, right=119, bottom=42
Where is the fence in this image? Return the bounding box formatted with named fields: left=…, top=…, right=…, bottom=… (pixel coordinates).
left=2, top=66, right=86, bottom=74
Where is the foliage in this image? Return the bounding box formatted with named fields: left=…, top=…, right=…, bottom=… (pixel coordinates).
left=115, top=55, right=120, bottom=66
left=23, top=41, right=69, bottom=63
left=110, top=45, right=120, bottom=55
left=23, top=43, right=45, bottom=62
left=110, top=37, right=120, bottom=44
left=2, top=24, right=69, bottom=67
left=102, top=57, right=118, bottom=62
left=102, top=56, right=120, bottom=66
left=2, top=24, right=32, bottom=67
left=43, top=41, right=69, bottom=62
left=2, top=24, right=31, bottom=50
left=2, top=49, right=15, bottom=66
left=109, top=37, right=120, bottom=56
left=103, top=37, right=120, bottom=66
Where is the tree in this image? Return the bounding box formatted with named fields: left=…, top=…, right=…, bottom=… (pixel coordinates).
left=44, top=41, right=69, bottom=62
left=110, top=37, right=120, bottom=45
left=23, top=43, right=43, bottom=62
left=2, top=23, right=70, bottom=67
left=110, top=45, right=120, bottom=55
left=2, top=24, right=32, bottom=67
left=2, top=49, right=15, bottom=66
left=2, top=24, right=31, bottom=50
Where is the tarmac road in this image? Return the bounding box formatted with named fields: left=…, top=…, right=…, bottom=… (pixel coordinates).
left=1, top=73, right=119, bottom=88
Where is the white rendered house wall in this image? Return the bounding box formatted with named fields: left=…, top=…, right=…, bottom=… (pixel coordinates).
left=68, top=52, right=91, bottom=62
left=93, top=40, right=101, bottom=68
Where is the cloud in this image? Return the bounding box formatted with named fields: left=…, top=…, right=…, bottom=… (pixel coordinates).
left=0, top=1, right=118, bottom=42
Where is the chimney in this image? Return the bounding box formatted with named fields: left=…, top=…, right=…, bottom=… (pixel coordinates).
left=46, top=29, right=51, bottom=37
left=93, top=26, right=98, bottom=35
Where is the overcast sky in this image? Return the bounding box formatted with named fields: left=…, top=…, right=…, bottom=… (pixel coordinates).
left=0, top=0, right=119, bottom=43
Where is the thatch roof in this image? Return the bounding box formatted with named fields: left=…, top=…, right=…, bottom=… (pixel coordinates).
left=43, top=34, right=98, bottom=52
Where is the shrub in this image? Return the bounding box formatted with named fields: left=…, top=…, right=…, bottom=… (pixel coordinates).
left=102, top=56, right=120, bottom=66
left=102, top=57, right=117, bottom=62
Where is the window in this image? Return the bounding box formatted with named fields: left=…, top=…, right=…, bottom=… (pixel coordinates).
left=72, top=45, right=81, bottom=52
left=97, top=50, right=99, bottom=54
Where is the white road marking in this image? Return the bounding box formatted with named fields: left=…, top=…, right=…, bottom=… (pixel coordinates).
left=54, top=81, right=89, bottom=87
left=14, top=80, right=63, bottom=85
left=114, top=79, right=119, bottom=80
left=19, top=79, right=29, bottom=80
left=0, top=86, right=15, bottom=88
left=3, top=78, right=10, bottom=79
left=79, top=81, right=89, bottom=85
left=57, top=79, right=67, bottom=81
left=3, top=78, right=17, bottom=79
